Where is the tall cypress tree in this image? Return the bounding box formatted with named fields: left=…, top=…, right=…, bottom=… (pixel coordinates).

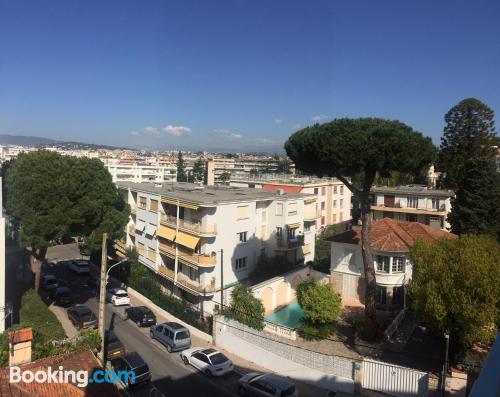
left=438, top=98, right=498, bottom=189
left=176, top=151, right=187, bottom=182
left=448, top=157, right=500, bottom=240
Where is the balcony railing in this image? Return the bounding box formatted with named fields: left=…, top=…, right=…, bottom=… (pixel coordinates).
left=158, top=242, right=216, bottom=267
left=157, top=266, right=217, bottom=294
left=304, top=208, right=321, bottom=220
left=276, top=236, right=305, bottom=250
left=160, top=214, right=217, bottom=236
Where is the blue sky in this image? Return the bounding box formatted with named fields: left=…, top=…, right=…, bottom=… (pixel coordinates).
left=0, top=0, right=499, bottom=152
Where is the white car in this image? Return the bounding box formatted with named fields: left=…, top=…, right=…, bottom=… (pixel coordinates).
left=180, top=347, right=233, bottom=377
left=106, top=288, right=130, bottom=306
left=68, top=260, right=90, bottom=274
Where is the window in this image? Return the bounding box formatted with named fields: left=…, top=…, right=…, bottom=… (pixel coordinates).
left=235, top=257, right=247, bottom=270
left=287, top=202, right=297, bottom=215
left=333, top=200, right=337, bottom=208
left=287, top=227, right=296, bottom=240
left=332, top=213, right=337, bottom=223
left=334, top=186, right=338, bottom=194
left=304, top=223, right=311, bottom=232
left=321, top=187, right=326, bottom=195
left=276, top=227, right=283, bottom=237
left=407, top=196, right=418, bottom=208
left=238, top=231, right=247, bottom=243
left=276, top=203, right=283, bottom=216
left=340, top=199, right=343, bottom=207
left=376, top=255, right=390, bottom=273
left=147, top=246, right=156, bottom=261
left=340, top=186, right=344, bottom=195
left=188, top=267, right=198, bottom=282
left=137, top=242, right=145, bottom=256
left=313, top=188, right=318, bottom=194
left=392, top=256, right=404, bottom=272
left=376, top=286, right=387, bottom=305
left=431, top=198, right=439, bottom=209
left=321, top=202, right=325, bottom=210
left=406, top=214, right=417, bottom=222
left=139, top=196, right=147, bottom=209
left=339, top=213, right=343, bottom=222
left=321, top=216, right=325, bottom=225
left=236, top=205, right=249, bottom=219
left=149, top=199, right=158, bottom=212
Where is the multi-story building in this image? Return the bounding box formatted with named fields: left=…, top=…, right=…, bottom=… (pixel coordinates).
left=106, top=164, right=177, bottom=183
left=230, top=176, right=351, bottom=230
left=0, top=177, right=6, bottom=332
left=370, top=185, right=454, bottom=230
left=115, top=181, right=317, bottom=313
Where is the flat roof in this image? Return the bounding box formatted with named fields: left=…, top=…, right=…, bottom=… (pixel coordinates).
left=371, top=185, right=453, bottom=197
left=117, top=181, right=314, bottom=205
left=231, top=176, right=342, bottom=187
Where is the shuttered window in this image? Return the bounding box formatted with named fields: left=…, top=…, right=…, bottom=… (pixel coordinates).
left=137, top=242, right=145, bottom=256
left=149, top=199, right=158, bottom=212
left=139, top=197, right=147, bottom=209
left=236, top=205, right=249, bottom=220
left=275, top=203, right=283, bottom=216
left=288, top=202, right=297, bottom=215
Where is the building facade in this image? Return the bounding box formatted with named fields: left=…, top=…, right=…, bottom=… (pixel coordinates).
left=116, top=182, right=316, bottom=313
left=106, top=164, right=177, bottom=183
left=230, top=176, right=351, bottom=230
left=371, top=185, right=454, bottom=230
left=0, top=177, right=5, bottom=332
left=329, top=218, right=456, bottom=309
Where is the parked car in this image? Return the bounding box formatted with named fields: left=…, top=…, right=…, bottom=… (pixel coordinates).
left=180, top=347, right=233, bottom=377
left=51, top=286, right=73, bottom=306
left=110, top=352, right=151, bottom=390
left=238, top=373, right=298, bottom=397
left=150, top=322, right=191, bottom=352
left=41, top=274, right=58, bottom=290
left=105, top=330, right=126, bottom=360
left=106, top=288, right=130, bottom=306
left=67, top=305, right=97, bottom=329
left=68, top=260, right=90, bottom=274
left=125, top=306, right=156, bottom=327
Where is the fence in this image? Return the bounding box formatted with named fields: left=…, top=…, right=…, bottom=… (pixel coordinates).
left=263, top=320, right=297, bottom=340
left=214, top=316, right=357, bottom=393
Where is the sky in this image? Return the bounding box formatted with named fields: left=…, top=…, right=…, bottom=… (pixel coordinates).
left=0, top=0, right=499, bottom=152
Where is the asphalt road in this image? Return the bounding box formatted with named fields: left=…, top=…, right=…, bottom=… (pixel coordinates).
left=47, top=260, right=238, bottom=397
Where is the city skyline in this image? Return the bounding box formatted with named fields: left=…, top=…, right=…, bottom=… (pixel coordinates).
left=1, top=0, right=499, bottom=152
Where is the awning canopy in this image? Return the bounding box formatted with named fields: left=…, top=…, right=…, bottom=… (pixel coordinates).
left=175, top=231, right=200, bottom=250
left=157, top=225, right=176, bottom=241
left=161, top=198, right=199, bottom=211
left=135, top=220, right=146, bottom=232
left=304, top=198, right=316, bottom=204
left=287, top=222, right=301, bottom=229
left=145, top=223, right=156, bottom=236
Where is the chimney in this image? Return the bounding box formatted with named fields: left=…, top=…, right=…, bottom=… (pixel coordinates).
left=9, top=328, right=33, bottom=366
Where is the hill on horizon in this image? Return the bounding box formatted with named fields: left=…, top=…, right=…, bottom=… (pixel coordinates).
left=0, top=134, right=56, bottom=146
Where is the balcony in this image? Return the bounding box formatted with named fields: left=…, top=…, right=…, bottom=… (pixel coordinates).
left=160, top=214, right=217, bottom=237
left=304, top=208, right=321, bottom=221
left=157, top=266, right=217, bottom=295
left=276, top=235, right=305, bottom=250
left=370, top=204, right=447, bottom=216
left=158, top=242, right=216, bottom=268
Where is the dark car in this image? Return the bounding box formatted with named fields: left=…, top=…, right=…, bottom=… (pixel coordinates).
left=105, top=330, right=126, bottom=360
left=111, top=352, right=151, bottom=390
left=51, top=286, right=73, bottom=306
left=125, top=306, right=157, bottom=327
left=67, top=305, right=98, bottom=329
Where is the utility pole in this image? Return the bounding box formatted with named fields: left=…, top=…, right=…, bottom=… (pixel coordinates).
left=220, top=249, right=224, bottom=310
left=98, top=233, right=108, bottom=364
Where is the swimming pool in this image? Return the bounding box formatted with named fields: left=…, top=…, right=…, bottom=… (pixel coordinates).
left=265, top=301, right=305, bottom=329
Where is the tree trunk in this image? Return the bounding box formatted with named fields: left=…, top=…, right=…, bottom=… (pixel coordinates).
left=360, top=195, right=378, bottom=337
left=30, top=247, right=47, bottom=291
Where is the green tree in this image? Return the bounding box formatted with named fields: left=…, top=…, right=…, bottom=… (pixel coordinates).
left=277, top=158, right=291, bottom=174
left=176, top=151, right=187, bottom=182
left=313, top=224, right=346, bottom=272
left=448, top=158, right=500, bottom=240
left=438, top=98, right=498, bottom=189
left=6, top=151, right=129, bottom=290
left=249, top=168, right=260, bottom=177
left=285, top=118, right=436, bottom=335
left=224, top=283, right=265, bottom=330
left=192, top=158, right=205, bottom=183
left=296, top=278, right=341, bottom=339
left=219, top=171, right=231, bottom=184
left=408, top=235, right=500, bottom=360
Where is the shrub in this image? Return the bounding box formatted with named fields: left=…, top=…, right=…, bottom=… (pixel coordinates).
left=223, top=283, right=265, bottom=331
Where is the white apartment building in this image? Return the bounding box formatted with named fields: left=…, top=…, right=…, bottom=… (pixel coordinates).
left=371, top=185, right=454, bottom=230
left=115, top=181, right=316, bottom=313
left=230, top=176, right=352, bottom=230
left=106, top=164, right=177, bottom=183
left=0, top=177, right=6, bottom=332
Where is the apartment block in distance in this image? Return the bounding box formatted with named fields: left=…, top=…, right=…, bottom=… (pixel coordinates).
left=371, top=185, right=454, bottom=230
left=230, top=176, right=351, bottom=230
left=106, top=164, right=177, bottom=184
left=115, top=182, right=317, bottom=313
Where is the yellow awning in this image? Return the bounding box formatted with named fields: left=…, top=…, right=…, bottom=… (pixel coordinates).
left=287, top=222, right=301, bottom=229
left=161, top=198, right=199, bottom=210
left=175, top=231, right=200, bottom=250
left=157, top=225, right=176, bottom=241
left=178, top=257, right=199, bottom=269
left=304, top=198, right=316, bottom=204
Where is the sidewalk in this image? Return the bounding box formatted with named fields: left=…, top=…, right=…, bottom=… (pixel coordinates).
left=127, top=286, right=361, bottom=397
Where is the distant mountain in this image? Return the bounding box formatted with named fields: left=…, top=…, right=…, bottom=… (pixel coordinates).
left=0, top=134, right=56, bottom=146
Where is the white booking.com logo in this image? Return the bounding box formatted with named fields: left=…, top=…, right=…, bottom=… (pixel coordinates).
left=10, top=366, right=135, bottom=388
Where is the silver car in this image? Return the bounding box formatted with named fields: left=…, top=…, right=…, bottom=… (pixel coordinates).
left=238, top=373, right=298, bottom=397
left=150, top=322, right=191, bottom=352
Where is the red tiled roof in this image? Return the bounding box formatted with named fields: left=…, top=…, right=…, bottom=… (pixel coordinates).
left=0, top=350, right=121, bottom=397
left=8, top=328, right=33, bottom=344
left=327, top=218, right=457, bottom=252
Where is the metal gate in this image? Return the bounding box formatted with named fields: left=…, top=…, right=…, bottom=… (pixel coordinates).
left=362, top=358, right=429, bottom=397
